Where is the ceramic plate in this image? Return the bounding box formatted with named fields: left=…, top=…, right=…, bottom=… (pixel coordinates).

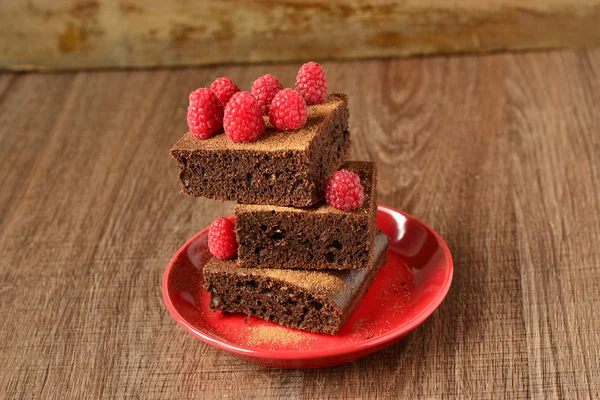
left=163, top=205, right=453, bottom=368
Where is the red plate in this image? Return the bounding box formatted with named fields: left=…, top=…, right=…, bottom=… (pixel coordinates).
left=162, top=205, right=453, bottom=368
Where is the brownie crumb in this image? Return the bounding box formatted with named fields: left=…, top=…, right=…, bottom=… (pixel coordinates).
left=353, top=318, right=367, bottom=331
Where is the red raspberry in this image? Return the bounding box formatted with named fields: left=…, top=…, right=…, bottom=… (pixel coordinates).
left=268, top=89, right=308, bottom=130
left=324, top=169, right=365, bottom=211
left=210, top=77, right=240, bottom=106
left=251, top=74, right=283, bottom=115
left=187, top=88, right=224, bottom=140
left=295, top=62, right=328, bottom=105
left=223, top=92, right=265, bottom=143
left=208, top=217, right=237, bottom=260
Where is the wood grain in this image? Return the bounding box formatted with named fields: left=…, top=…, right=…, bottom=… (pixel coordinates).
left=2, top=0, right=600, bottom=71
left=1, top=50, right=599, bottom=399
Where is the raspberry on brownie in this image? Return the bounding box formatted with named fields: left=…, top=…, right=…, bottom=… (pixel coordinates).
left=251, top=74, right=283, bottom=115
left=324, top=169, right=365, bottom=211
left=170, top=93, right=350, bottom=207
left=235, top=162, right=377, bottom=270
left=210, top=77, right=239, bottom=107
left=187, top=88, right=224, bottom=140
left=269, top=88, right=308, bottom=130
left=223, top=92, right=265, bottom=143
left=296, top=62, right=328, bottom=105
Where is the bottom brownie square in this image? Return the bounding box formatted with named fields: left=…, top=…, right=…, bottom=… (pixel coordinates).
left=203, top=231, right=389, bottom=334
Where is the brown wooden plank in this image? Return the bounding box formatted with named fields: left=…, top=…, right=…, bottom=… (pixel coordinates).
left=504, top=50, right=600, bottom=399
left=1, top=0, right=600, bottom=71
left=0, top=73, right=78, bottom=232
left=1, top=50, right=599, bottom=399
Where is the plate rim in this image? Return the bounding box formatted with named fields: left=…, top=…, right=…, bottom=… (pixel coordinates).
left=162, top=205, right=453, bottom=360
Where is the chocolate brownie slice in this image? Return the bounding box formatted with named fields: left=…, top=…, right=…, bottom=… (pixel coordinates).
left=235, top=161, right=377, bottom=270
left=170, top=93, right=349, bottom=207
left=204, top=231, right=389, bottom=334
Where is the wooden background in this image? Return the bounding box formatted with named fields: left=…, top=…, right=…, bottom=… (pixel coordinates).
left=1, top=48, right=600, bottom=399
left=2, top=0, right=600, bottom=71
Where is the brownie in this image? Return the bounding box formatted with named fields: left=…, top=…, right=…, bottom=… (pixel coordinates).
left=170, top=93, right=350, bottom=207
left=235, top=161, right=377, bottom=270
left=204, top=231, right=389, bottom=334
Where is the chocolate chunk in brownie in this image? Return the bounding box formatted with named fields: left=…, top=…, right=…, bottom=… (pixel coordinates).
left=235, top=161, right=377, bottom=270
left=170, top=93, right=350, bottom=207
left=203, top=231, right=389, bottom=334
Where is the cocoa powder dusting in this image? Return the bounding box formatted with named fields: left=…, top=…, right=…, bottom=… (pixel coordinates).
left=260, top=268, right=348, bottom=295
left=246, top=326, right=305, bottom=346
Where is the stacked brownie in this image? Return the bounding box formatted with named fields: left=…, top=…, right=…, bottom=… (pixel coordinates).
left=171, top=93, right=350, bottom=206
left=170, top=64, right=389, bottom=335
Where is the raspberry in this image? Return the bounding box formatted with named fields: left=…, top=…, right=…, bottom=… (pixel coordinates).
left=324, top=169, right=365, bottom=211
left=223, top=92, right=265, bottom=143
left=187, top=88, right=224, bottom=140
left=208, top=217, right=237, bottom=260
left=210, top=77, right=239, bottom=106
left=269, top=89, right=308, bottom=130
left=251, top=74, right=283, bottom=115
left=295, top=62, right=328, bottom=105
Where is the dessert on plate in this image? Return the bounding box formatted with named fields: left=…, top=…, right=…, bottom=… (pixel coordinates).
left=169, top=62, right=389, bottom=334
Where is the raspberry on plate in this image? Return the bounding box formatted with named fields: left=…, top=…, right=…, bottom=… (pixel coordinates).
left=223, top=92, right=265, bottom=143
left=295, top=62, right=328, bottom=105
left=324, top=169, right=365, bottom=211
left=208, top=217, right=237, bottom=260
left=187, top=88, right=224, bottom=140
left=210, top=77, right=240, bottom=107
left=251, top=74, right=283, bottom=115
left=269, top=89, right=308, bottom=130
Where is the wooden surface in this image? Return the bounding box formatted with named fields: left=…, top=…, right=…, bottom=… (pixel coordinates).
left=2, top=0, right=600, bottom=71
left=1, top=49, right=600, bottom=399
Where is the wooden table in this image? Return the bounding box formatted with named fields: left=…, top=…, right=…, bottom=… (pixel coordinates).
left=1, top=49, right=599, bottom=399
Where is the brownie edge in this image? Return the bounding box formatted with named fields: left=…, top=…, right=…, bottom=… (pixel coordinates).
left=203, top=231, right=390, bottom=335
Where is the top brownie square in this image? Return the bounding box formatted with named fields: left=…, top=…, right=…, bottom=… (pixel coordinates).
left=170, top=93, right=350, bottom=207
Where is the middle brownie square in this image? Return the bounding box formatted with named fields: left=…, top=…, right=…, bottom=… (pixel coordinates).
left=235, top=161, right=377, bottom=270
